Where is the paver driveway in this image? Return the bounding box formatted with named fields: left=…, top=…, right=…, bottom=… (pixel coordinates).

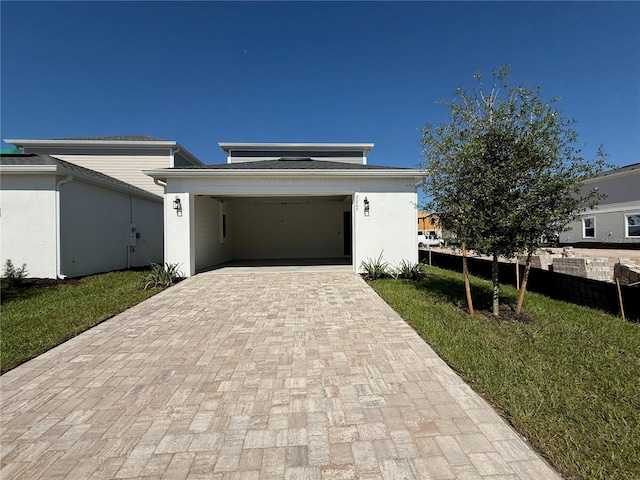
left=1, top=271, right=560, bottom=479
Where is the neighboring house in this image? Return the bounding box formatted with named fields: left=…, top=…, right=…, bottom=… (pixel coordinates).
left=0, top=153, right=164, bottom=279
left=562, top=162, right=640, bottom=247
left=5, top=135, right=203, bottom=196
left=417, top=211, right=443, bottom=239
left=144, top=142, right=425, bottom=277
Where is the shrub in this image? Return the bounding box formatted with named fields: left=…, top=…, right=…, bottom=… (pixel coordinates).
left=140, top=263, right=183, bottom=290
left=394, top=260, right=426, bottom=280
left=3, top=260, right=28, bottom=288
left=360, top=252, right=391, bottom=280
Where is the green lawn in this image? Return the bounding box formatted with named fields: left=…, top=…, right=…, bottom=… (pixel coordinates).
left=1, top=270, right=160, bottom=374
left=369, top=265, right=639, bottom=480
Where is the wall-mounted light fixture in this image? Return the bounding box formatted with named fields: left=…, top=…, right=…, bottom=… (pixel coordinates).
left=173, top=197, right=182, bottom=211
left=363, top=197, right=370, bottom=216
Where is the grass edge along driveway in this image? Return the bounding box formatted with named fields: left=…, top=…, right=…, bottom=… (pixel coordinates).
left=1, top=270, right=160, bottom=374
left=369, top=265, right=639, bottom=480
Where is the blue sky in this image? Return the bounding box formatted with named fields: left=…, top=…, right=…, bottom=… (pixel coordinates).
left=1, top=1, right=638, bottom=170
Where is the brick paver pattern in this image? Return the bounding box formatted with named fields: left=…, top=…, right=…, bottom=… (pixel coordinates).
left=0, top=271, right=560, bottom=479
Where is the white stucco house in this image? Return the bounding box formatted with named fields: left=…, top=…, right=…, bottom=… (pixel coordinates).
left=144, top=142, right=425, bottom=277
left=0, top=153, right=163, bottom=278
left=1, top=136, right=203, bottom=279
left=562, top=162, right=640, bottom=247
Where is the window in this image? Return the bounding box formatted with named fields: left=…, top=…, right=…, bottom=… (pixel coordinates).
left=626, top=214, right=640, bottom=237
left=583, top=217, right=595, bottom=238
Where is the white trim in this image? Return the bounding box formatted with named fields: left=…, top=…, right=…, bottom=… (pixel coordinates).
left=143, top=168, right=424, bottom=181
left=5, top=138, right=178, bottom=148
left=218, top=142, right=375, bottom=154
left=625, top=212, right=640, bottom=238
left=0, top=165, right=58, bottom=174
left=582, top=216, right=596, bottom=239
left=581, top=200, right=640, bottom=215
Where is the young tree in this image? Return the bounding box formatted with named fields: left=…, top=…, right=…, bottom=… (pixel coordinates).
left=420, top=65, right=606, bottom=316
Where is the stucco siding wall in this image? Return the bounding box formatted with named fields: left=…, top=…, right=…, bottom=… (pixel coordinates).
left=581, top=170, right=640, bottom=205
left=50, top=154, right=168, bottom=195
left=231, top=201, right=348, bottom=259
left=163, top=177, right=418, bottom=276
left=195, top=196, right=233, bottom=271
left=59, top=180, right=162, bottom=277
left=0, top=175, right=58, bottom=278
left=131, top=196, right=164, bottom=265
left=353, top=191, right=418, bottom=270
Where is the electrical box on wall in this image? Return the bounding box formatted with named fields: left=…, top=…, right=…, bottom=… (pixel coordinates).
left=125, top=223, right=137, bottom=247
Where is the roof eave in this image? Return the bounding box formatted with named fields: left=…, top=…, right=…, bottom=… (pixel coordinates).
left=5, top=139, right=179, bottom=149
left=0, top=165, right=59, bottom=174
left=0, top=164, right=162, bottom=202
left=218, top=142, right=375, bottom=155
left=143, top=168, right=425, bottom=182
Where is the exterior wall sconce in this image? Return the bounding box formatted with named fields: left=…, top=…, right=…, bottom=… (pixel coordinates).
left=173, top=197, right=182, bottom=212
left=364, top=197, right=370, bottom=216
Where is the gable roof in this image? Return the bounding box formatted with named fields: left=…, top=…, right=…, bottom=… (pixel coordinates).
left=0, top=153, right=162, bottom=201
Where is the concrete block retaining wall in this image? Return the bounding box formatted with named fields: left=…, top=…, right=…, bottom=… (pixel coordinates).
left=518, top=254, right=560, bottom=270
left=614, top=260, right=640, bottom=286
left=552, top=257, right=611, bottom=282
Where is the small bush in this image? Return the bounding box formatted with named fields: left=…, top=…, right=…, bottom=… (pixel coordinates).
left=3, top=260, right=28, bottom=288
left=394, top=260, right=426, bottom=280
left=360, top=252, right=391, bottom=280
left=140, top=263, right=183, bottom=290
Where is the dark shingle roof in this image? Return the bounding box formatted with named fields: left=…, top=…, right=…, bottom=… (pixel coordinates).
left=49, top=135, right=165, bottom=141
left=172, top=159, right=408, bottom=170
left=0, top=153, right=160, bottom=199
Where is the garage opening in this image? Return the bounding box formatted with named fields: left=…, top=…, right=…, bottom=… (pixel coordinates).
left=194, top=194, right=353, bottom=271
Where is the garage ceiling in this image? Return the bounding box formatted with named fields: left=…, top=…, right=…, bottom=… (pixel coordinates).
left=207, top=195, right=351, bottom=204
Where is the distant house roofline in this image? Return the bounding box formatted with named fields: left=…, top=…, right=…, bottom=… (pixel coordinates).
left=218, top=142, right=375, bottom=155
left=4, top=137, right=203, bottom=166
left=583, top=162, right=640, bottom=184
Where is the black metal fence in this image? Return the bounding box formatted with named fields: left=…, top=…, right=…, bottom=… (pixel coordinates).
left=419, top=250, right=639, bottom=321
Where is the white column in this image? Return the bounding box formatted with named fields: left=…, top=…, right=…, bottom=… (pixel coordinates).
left=165, top=192, right=196, bottom=277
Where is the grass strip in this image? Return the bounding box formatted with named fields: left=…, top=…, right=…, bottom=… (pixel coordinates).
left=369, top=265, right=639, bottom=480
left=1, top=270, right=160, bottom=374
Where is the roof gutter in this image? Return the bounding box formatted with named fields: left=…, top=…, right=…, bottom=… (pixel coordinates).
left=5, top=139, right=179, bottom=148
left=143, top=168, right=426, bottom=182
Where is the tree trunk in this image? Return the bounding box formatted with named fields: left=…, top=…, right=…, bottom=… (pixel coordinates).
left=462, top=243, right=474, bottom=316
left=515, top=251, right=532, bottom=315
left=492, top=255, right=500, bottom=316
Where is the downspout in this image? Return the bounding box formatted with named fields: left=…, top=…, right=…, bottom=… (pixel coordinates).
left=55, top=175, right=73, bottom=279
left=170, top=146, right=181, bottom=167
left=127, top=195, right=135, bottom=268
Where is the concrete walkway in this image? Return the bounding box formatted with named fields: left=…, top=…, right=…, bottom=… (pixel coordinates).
left=0, top=271, right=560, bottom=479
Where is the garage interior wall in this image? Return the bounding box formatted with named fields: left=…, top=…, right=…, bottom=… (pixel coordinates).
left=230, top=199, right=351, bottom=260
left=195, top=196, right=233, bottom=271
left=0, top=174, right=58, bottom=278
left=60, top=180, right=163, bottom=278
